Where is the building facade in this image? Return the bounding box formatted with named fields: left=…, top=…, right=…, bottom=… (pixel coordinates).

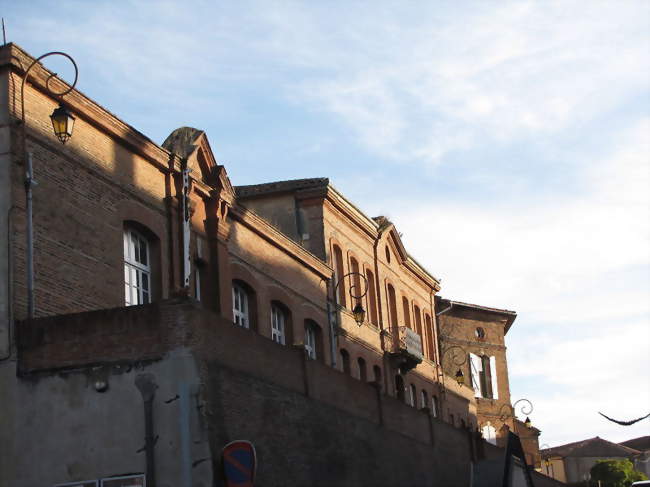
left=1, top=43, right=540, bottom=486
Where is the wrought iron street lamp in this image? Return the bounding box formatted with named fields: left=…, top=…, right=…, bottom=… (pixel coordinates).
left=19, top=51, right=78, bottom=318
left=498, top=398, right=535, bottom=429
left=327, top=271, right=368, bottom=367
left=439, top=345, right=467, bottom=387
left=49, top=103, right=76, bottom=144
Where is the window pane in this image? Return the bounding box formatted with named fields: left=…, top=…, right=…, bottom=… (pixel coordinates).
left=142, top=273, right=149, bottom=292
left=140, top=239, right=148, bottom=266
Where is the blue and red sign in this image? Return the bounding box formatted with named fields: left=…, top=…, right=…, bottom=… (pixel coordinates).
left=222, top=440, right=256, bottom=487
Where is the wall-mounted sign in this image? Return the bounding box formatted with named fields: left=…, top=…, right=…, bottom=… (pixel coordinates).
left=402, top=327, right=423, bottom=360
left=222, top=440, right=256, bottom=487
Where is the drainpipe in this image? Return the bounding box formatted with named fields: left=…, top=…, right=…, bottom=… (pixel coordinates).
left=135, top=374, right=158, bottom=487
left=25, top=152, right=34, bottom=318
left=327, top=275, right=337, bottom=368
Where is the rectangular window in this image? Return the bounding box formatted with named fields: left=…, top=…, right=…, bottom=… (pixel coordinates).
left=101, top=475, right=145, bottom=487
left=304, top=324, right=316, bottom=359
left=232, top=284, right=249, bottom=329
left=271, top=305, right=285, bottom=345
left=124, top=229, right=151, bottom=306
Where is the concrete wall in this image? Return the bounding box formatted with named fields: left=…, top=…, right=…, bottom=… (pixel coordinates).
left=1, top=349, right=211, bottom=487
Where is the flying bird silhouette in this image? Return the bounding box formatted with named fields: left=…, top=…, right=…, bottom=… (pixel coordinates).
left=598, top=411, right=650, bottom=426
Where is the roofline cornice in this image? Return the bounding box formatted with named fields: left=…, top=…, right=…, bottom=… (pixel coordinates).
left=229, top=204, right=333, bottom=279
left=3, top=43, right=182, bottom=174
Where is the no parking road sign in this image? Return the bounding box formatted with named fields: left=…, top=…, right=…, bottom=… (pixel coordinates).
left=222, top=440, right=256, bottom=487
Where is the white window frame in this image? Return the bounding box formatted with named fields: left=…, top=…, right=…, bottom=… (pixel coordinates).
left=420, top=390, right=428, bottom=409
left=232, top=283, right=249, bottom=329
left=489, top=355, right=499, bottom=399
left=271, top=304, right=286, bottom=345
left=469, top=352, right=482, bottom=398
left=431, top=395, right=438, bottom=417
left=101, top=474, right=146, bottom=486
left=304, top=323, right=317, bottom=359
left=124, top=228, right=151, bottom=306
left=409, top=384, right=417, bottom=407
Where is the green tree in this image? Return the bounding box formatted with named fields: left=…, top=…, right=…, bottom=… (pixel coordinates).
left=590, top=459, right=648, bottom=487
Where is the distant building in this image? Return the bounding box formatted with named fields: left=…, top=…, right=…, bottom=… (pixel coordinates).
left=540, top=436, right=643, bottom=484
left=620, top=436, right=650, bottom=478
left=0, top=42, right=542, bottom=486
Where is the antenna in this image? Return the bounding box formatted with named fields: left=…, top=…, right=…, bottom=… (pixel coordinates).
left=2, top=18, right=6, bottom=46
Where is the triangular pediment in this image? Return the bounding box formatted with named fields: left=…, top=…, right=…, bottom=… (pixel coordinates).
left=163, top=127, right=234, bottom=200
left=376, top=219, right=408, bottom=264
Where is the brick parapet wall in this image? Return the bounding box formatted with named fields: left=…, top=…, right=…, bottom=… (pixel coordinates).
left=17, top=299, right=484, bottom=456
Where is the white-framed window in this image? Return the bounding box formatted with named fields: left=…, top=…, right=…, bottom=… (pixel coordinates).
left=124, top=228, right=151, bottom=306
left=55, top=474, right=145, bottom=487
left=271, top=304, right=286, bottom=345
left=431, top=395, right=439, bottom=417
left=101, top=475, right=146, bottom=487
left=409, top=384, right=417, bottom=407
left=304, top=322, right=317, bottom=359
left=469, top=353, right=498, bottom=399
left=420, top=390, right=428, bottom=409
left=232, top=283, right=249, bottom=329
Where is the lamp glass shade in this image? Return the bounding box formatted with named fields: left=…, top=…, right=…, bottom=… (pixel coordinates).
left=524, top=416, right=532, bottom=428
left=352, top=303, right=365, bottom=326
left=455, top=369, right=464, bottom=386
left=50, top=104, right=75, bottom=144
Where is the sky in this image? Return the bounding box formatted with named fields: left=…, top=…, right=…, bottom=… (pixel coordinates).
left=4, top=1, right=649, bottom=448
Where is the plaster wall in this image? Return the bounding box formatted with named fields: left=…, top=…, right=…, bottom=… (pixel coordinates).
left=0, top=348, right=211, bottom=487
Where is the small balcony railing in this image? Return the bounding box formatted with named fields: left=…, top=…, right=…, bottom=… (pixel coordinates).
left=384, top=325, right=423, bottom=373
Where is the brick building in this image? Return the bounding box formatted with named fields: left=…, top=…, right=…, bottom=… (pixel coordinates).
left=0, top=43, right=544, bottom=486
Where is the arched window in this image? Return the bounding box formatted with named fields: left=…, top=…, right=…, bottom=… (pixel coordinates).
left=124, top=227, right=152, bottom=306
left=232, top=282, right=249, bottom=328
left=349, top=257, right=360, bottom=300
left=413, top=305, right=423, bottom=354
left=357, top=357, right=367, bottom=381
left=271, top=302, right=289, bottom=345
left=460, top=419, right=466, bottom=429
left=333, top=244, right=346, bottom=307
left=449, top=413, right=455, bottom=426
left=373, top=365, right=382, bottom=384
left=387, top=284, right=398, bottom=327
left=340, top=349, right=351, bottom=375
left=431, top=395, right=439, bottom=418
left=365, top=268, right=378, bottom=325
left=420, top=390, right=428, bottom=410
left=409, top=384, right=417, bottom=407
left=424, top=313, right=435, bottom=360
left=304, top=320, right=321, bottom=360
left=402, top=296, right=411, bottom=328
left=385, top=245, right=391, bottom=263
left=395, top=375, right=405, bottom=401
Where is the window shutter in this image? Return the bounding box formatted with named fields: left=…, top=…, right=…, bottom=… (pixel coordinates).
left=489, top=355, right=499, bottom=400
left=469, top=353, right=482, bottom=397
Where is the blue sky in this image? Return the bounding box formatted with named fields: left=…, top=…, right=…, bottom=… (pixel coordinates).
left=5, top=1, right=649, bottom=447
